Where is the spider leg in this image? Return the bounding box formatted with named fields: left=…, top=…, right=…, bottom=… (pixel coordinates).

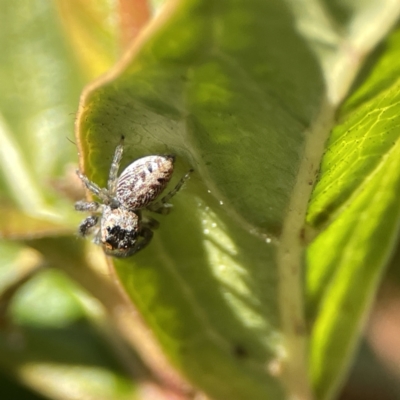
left=78, top=215, right=99, bottom=237
left=76, top=170, right=110, bottom=203
left=147, top=169, right=193, bottom=214
left=75, top=200, right=101, bottom=213
left=160, top=168, right=194, bottom=203
left=124, top=226, right=153, bottom=256
left=142, top=215, right=160, bottom=229
left=108, top=136, right=124, bottom=194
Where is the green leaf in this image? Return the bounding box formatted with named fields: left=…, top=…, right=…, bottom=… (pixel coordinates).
left=54, top=0, right=121, bottom=78
left=0, top=2, right=157, bottom=399
left=0, top=371, right=47, bottom=400
left=0, top=271, right=138, bottom=400
left=76, top=0, right=329, bottom=398
left=307, top=27, right=400, bottom=400
left=63, top=1, right=400, bottom=400
left=0, top=0, right=121, bottom=236
left=0, top=205, right=73, bottom=239
left=0, top=1, right=83, bottom=184
left=13, top=0, right=398, bottom=400
left=0, top=240, right=141, bottom=400
left=0, top=0, right=84, bottom=231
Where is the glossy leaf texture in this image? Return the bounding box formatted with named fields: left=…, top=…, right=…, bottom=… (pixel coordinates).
left=75, top=0, right=400, bottom=397
left=307, top=26, right=400, bottom=400
left=76, top=0, right=326, bottom=398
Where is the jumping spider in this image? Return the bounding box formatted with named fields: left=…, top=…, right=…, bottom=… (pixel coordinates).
left=75, top=137, right=193, bottom=258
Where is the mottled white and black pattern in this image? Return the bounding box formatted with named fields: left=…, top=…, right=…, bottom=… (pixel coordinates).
left=99, top=206, right=140, bottom=258
left=75, top=137, right=193, bottom=258
left=116, top=155, right=174, bottom=209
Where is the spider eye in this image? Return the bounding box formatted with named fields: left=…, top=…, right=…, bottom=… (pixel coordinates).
left=105, top=225, right=137, bottom=248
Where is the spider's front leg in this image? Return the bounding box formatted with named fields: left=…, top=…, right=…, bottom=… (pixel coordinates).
left=78, top=215, right=99, bottom=237
left=76, top=170, right=110, bottom=204
left=75, top=201, right=101, bottom=237
left=75, top=200, right=101, bottom=213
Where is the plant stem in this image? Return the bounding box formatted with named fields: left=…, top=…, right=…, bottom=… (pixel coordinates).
left=277, top=99, right=335, bottom=400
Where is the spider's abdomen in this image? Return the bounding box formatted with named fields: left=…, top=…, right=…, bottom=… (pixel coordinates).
left=116, top=155, right=174, bottom=210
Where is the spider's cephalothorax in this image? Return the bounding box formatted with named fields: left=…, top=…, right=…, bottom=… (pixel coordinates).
left=75, top=137, right=193, bottom=258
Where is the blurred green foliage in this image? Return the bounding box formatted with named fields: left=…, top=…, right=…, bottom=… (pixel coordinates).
left=1, top=1, right=400, bottom=400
